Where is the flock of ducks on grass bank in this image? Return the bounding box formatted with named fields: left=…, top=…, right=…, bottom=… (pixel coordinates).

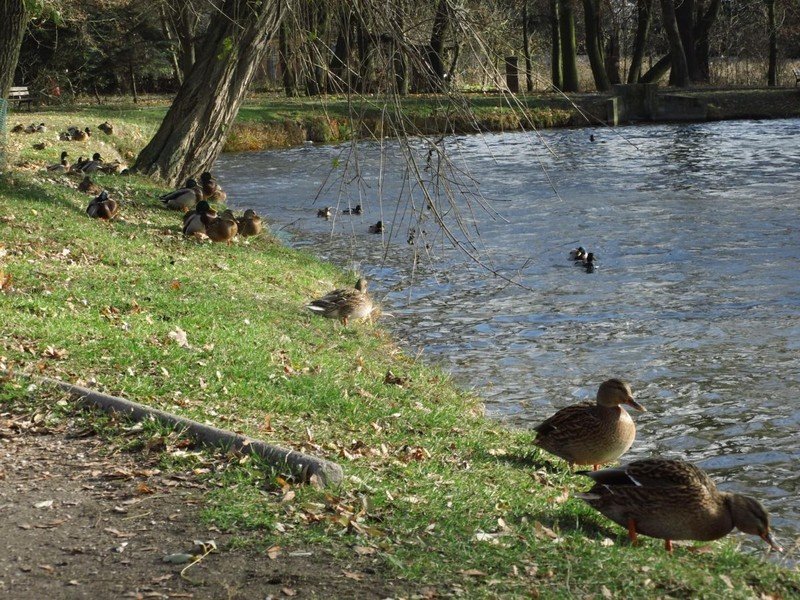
left=23, top=123, right=782, bottom=554
left=532, top=378, right=781, bottom=553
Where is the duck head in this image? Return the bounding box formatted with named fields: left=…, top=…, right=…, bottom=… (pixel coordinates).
left=727, top=494, right=782, bottom=551
left=596, top=378, right=645, bottom=411
left=355, top=278, right=368, bottom=292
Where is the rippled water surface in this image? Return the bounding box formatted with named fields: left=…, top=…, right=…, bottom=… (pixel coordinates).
left=218, top=119, right=800, bottom=538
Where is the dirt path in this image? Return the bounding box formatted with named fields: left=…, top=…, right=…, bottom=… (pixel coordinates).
left=0, top=414, right=416, bottom=599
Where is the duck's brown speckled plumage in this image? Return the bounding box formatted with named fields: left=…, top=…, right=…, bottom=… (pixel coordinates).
left=577, top=458, right=782, bottom=552
left=534, top=379, right=644, bottom=469
left=307, top=279, right=374, bottom=326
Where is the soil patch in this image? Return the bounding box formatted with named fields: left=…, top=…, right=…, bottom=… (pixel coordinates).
left=0, top=413, right=417, bottom=599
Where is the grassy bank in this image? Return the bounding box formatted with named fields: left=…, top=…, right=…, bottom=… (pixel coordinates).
left=1, top=112, right=798, bottom=598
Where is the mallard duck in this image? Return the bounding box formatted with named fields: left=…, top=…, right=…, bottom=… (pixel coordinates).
left=160, top=179, right=202, bottom=212
left=98, top=121, right=114, bottom=135
left=237, top=209, right=263, bottom=238
left=576, top=459, right=782, bottom=552
left=86, top=190, right=119, bottom=220
left=533, top=378, right=645, bottom=470
left=11, top=123, right=24, bottom=134
left=342, top=204, right=362, bottom=215
left=317, top=207, right=332, bottom=219
left=100, top=160, right=124, bottom=174
left=584, top=252, right=596, bottom=273
left=72, top=127, right=91, bottom=142
left=46, top=151, right=69, bottom=173
left=201, top=211, right=238, bottom=243
left=80, top=152, right=104, bottom=173
left=569, top=246, right=586, bottom=261
left=200, top=171, right=227, bottom=202
left=69, top=156, right=88, bottom=174
left=24, top=123, right=37, bottom=134
left=306, top=278, right=374, bottom=326
left=36, top=123, right=47, bottom=133
left=78, top=176, right=102, bottom=195
left=368, top=220, right=384, bottom=234
left=33, top=141, right=49, bottom=150
left=182, top=200, right=215, bottom=237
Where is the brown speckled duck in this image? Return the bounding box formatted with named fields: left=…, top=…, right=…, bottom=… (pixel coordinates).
left=306, top=278, right=374, bottom=326
left=86, top=190, right=119, bottom=221
left=576, top=458, right=782, bottom=552
left=533, top=379, right=644, bottom=470
left=202, top=210, right=238, bottom=243
left=200, top=171, right=227, bottom=202
left=237, top=209, right=263, bottom=238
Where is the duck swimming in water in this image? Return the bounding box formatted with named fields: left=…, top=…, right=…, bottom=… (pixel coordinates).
left=569, top=246, right=587, bottom=261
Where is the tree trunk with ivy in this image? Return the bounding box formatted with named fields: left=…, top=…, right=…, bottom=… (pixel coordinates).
left=0, top=0, right=28, bottom=99
left=131, top=0, right=283, bottom=185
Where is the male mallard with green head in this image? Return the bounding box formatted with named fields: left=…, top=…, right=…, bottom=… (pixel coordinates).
left=576, top=458, right=782, bottom=552
left=533, top=378, right=645, bottom=470
left=307, top=278, right=374, bottom=326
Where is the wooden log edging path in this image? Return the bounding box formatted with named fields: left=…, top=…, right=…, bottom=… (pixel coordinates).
left=24, top=375, right=344, bottom=487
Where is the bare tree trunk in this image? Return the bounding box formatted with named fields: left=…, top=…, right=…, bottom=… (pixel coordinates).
left=0, top=0, right=28, bottom=99
left=675, top=0, right=701, bottom=81
left=129, top=61, right=138, bottom=104
left=522, top=0, right=533, bottom=92
left=604, top=26, right=622, bottom=84
left=391, top=1, right=408, bottom=95
left=660, top=0, right=690, bottom=87
left=328, top=8, right=351, bottom=93
left=279, top=21, right=298, bottom=97
left=303, top=0, right=329, bottom=96
left=627, top=0, right=652, bottom=83
left=766, top=0, right=777, bottom=86
left=582, top=0, right=610, bottom=91
left=694, top=0, right=720, bottom=81
left=559, top=0, right=579, bottom=92
left=424, top=0, right=450, bottom=91
left=550, top=0, right=563, bottom=89
left=131, top=0, right=283, bottom=185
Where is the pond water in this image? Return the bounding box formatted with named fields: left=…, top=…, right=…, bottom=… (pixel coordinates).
left=217, top=119, right=800, bottom=541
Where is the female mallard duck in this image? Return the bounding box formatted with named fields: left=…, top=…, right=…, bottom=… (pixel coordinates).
left=200, top=171, right=227, bottom=202
left=78, top=175, right=102, bottom=195
left=576, top=458, right=782, bottom=552
left=533, top=379, right=645, bottom=470
left=306, top=278, right=374, bottom=326
left=569, top=246, right=587, bottom=261
left=182, top=200, right=215, bottom=237
left=72, top=127, right=91, bottom=141
left=237, top=209, right=263, bottom=238
left=46, top=151, right=69, bottom=173
left=86, top=190, right=119, bottom=221
left=201, top=210, right=238, bottom=243
left=11, top=123, right=24, bottom=134
left=160, top=179, right=202, bottom=212
left=98, top=121, right=114, bottom=135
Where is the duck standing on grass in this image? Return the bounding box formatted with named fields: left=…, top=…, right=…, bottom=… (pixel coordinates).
left=98, top=121, right=114, bottom=135
left=80, top=152, right=104, bottom=173
left=160, top=179, right=202, bottom=212
left=86, top=190, right=119, bottom=221
left=307, top=278, right=374, bottom=326
left=533, top=378, right=645, bottom=470
left=576, top=458, right=782, bottom=553
left=237, top=209, right=263, bottom=238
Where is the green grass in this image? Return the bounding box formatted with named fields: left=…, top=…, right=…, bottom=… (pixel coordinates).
left=1, top=111, right=798, bottom=598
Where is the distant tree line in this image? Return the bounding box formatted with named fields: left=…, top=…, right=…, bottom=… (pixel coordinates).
left=6, top=0, right=800, bottom=102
